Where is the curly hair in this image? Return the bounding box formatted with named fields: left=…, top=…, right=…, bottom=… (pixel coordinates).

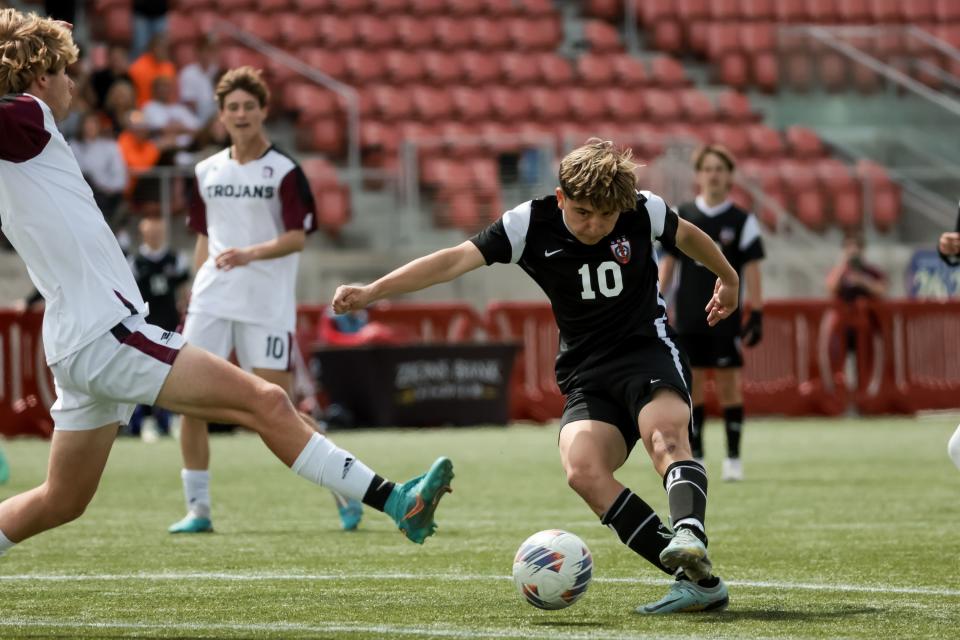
left=558, top=138, right=638, bottom=214
left=215, top=66, right=271, bottom=109
left=0, top=9, right=78, bottom=95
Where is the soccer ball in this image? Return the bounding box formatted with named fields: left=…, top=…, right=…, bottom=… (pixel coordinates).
left=512, top=529, right=593, bottom=610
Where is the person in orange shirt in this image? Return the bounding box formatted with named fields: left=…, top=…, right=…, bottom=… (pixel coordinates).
left=127, top=33, right=175, bottom=107
left=117, top=110, right=176, bottom=215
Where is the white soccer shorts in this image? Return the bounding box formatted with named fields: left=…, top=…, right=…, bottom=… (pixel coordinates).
left=182, top=312, right=292, bottom=372
left=50, top=314, right=185, bottom=431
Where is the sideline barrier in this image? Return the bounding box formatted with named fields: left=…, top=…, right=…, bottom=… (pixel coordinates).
left=0, top=311, right=54, bottom=438
left=3, top=299, right=958, bottom=435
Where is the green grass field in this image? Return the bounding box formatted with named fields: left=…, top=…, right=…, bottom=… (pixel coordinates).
left=1, top=417, right=959, bottom=639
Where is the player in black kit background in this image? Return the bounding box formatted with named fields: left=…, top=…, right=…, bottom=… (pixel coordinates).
left=658, top=145, right=765, bottom=483
left=333, top=139, right=741, bottom=614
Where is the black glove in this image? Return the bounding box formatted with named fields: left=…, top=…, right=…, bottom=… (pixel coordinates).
left=741, top=309, right=763, bottom=347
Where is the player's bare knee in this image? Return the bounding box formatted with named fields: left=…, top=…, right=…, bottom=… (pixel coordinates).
left=565, top=462, right=606, bottom=498
left=251, top=382, right=294, bottom=430
left=649, top=428, right=684, bottom=461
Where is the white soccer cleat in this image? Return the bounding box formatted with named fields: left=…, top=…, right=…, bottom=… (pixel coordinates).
left=721, top=458, right=743, bottom=482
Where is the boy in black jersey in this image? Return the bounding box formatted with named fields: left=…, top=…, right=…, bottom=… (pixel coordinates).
left=659, top=145, right=764, bottom=482
left=333, top=139, right=741, bottom=614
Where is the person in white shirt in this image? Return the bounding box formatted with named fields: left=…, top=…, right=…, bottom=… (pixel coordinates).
left=0, top=10, right=453, bottom=559
left=178, top=36, right=219, bottom=125
left=142, top=75, right=200, bottom=155
left=69, top=112, right=127, bottom=224
left=171, top=66, right=367, bottom=534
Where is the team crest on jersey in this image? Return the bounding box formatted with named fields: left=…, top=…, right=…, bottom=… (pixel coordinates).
left=610, top=236, right=631, bottom=264
left=719, top=227, right=736, bottom=245
left=262, top=166, right=274, bottom=178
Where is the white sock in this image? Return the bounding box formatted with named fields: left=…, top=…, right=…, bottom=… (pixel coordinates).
left=292, top=433, right=375, bottom=502
left=181, top=469, right=211, bottom=519
left=0, top=529, right=14, bottom=557
left=948, top=425, right=960, bottom=471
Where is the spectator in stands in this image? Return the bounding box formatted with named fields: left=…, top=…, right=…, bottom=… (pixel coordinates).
left=89, top=44, right=131, bottom=110
left=939, top=204, right=960, bottom=471
left=142, top=75, right=201, bottom=161
left=102, top=78, right=136, bottom=134
left=132, top=0, right=169, bottom=60
left=70, top=112, right=128, bottom=226
left=117, top=109, right=174, bottom=217
left=128, top=33, right=175, bottom=108
left=825, top=233, right=887, bottom=390
left=178, top=36, right=219, bottom=125
left=125, top=216, right=190, bottom=440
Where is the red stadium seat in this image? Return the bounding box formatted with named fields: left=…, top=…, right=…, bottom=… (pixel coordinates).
left=651, top=21, right=685, bottom=54
left=337, top=0, right=371, bottom=12
left=355, top=15, right=398, bottom=49
left=602, top=88, right=646, bottom=120
left=678, top=88, right=717, bottom=121
left=303, top=49, right=347, bottom=79
left=649, top=56, right=689, bottom=87
left=234, top=12, right=280, bottom=43
left=501, top=52, right=542, bottom=85
left=516, top=0, right=557, bottom=16
left=903, top=0, right=935, bottom=22
left=779, top=161, right=826, bottom=230
left=412, top=85, right=455, bottom=121
left=577, top=53, right=618, bottom=86
left=470, top=17, right=513, bottom=50
left=304, top=119, right=346, bottom=157
left=408, top=0, right=447, bottom=14
left=371, top=85, right=415, bottom=121
left=100, top=6, right=132, bottom=44
left=706, top=23, right=741, bottom=60
left=447, top=0, right=485, bottom=16
left=450, top=87, right=493, bottom=122
left=837, top=0, right=870, bottom=22
left=529, top=87, right=570, bottom=121
left=537, top=54, right=576, bottom=84
left=276, top=13, right=317, bottom=48
left=435, top=16, right=475, bottom=50
left=567, top=87, right=609, bottom=121
left=785, top=126, right=825, bottom=159
left=582, top=19, right=623, bottom=53
left=708, top=0, right=740, bottom=20
left=422, top=50, right=463, bottom=85
left=395, top=16, right=436, bottom=49
left=610, top=54, right=649, bottom=84
left=642, top=89, right=683, bottom=124
left=867, top=0, right=901, bottom=22
left=343, top=49, right=388, bottom=84
left=705, top=123, right=751, bottom=157
left=285, top=84, right=340, bottom=122
left=361, top=120, right=401, bottom=154
left=740, top=0, right=774, bottom=20
left=489, top=87, right=534, bottom=121
left=819, top=53, right=849, bottom=92
left=773, top=0, right=806, bottom=21
left=458, top=51, right=503, bottom=85
left=384, top=49, right=427, bottom=84
left=856, top=160, right=902, bottom=231
left=817, top=158, right=862, bottom=228
left=507, top=17, right=561, bottom=51
left=315, top=15, right=358, bottom=48
left=165, top=13, right=198, bottom=46
left=676, top=0, right=709, bottom=21
left=746, top=124, right=784, bottom=158
left=807, top=0, right=838, bottom=23
left=483, top=0, right=521, bottom=15
left=740, top=22, right=776, bottom=53
left=752, top=52, right=780, bottom=93
left=259, top=0, right=293, bottom=12
left=439, top=191, right=482, bottom=231
left=586, top=0, right=623, bottom=20
left=718, top=53, right=749, bottom=90
left=716, top=90, right=759, bottom=122
left=640, top=0, right=678, bottom=24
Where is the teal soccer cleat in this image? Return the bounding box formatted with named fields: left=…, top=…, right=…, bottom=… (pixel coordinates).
left=660, top=527, right=712, bottom=581
left=636, top=577, right=729, bottom=614
left=168, top=515, right=214, bottom=534
left=0, top=447, right=8, bottom=485
left=337, top=497, right=364, bottom=531
left=384, top=457, right=454, bottom=544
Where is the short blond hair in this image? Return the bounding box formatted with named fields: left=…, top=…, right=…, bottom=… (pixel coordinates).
left=0, top=9, right=78, bottom=95
left=559, top=138, right=638, bottom=214
left=216, top=66, right=270, bottom=109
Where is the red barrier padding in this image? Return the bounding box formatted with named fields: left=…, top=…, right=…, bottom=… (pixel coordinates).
left=485, top=302, right=564, bottom=422
left=856, top=300, right=960, bottom=414
left=0, top=311, right=55, bottom=438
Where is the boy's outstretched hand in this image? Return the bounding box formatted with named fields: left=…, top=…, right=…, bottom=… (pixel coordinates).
left=705, top=278, right=739, bottom=326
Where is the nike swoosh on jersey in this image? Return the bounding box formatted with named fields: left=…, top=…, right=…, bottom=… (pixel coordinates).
left=544, top=249, right=563, bottom=257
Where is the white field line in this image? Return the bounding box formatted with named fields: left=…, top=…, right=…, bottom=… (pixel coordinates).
left=0, top=570, right=958, bottom=597
left=0, top=619, right=834, bottom=640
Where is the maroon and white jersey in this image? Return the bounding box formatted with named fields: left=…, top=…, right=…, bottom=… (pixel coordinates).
left=187, top=146, right=316, bottom=331
left=0, top=94, right=145, bottom=364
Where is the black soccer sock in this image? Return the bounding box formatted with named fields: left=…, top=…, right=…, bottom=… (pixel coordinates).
left=600, top=488, right=674, bottom=575
left=690, top=404, right=705, bottom=458
left=361, top=474, right=395, bottom=512
left=663, top=460, right=709, bottom=544
left=723, top=405, right=744, bottom=459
